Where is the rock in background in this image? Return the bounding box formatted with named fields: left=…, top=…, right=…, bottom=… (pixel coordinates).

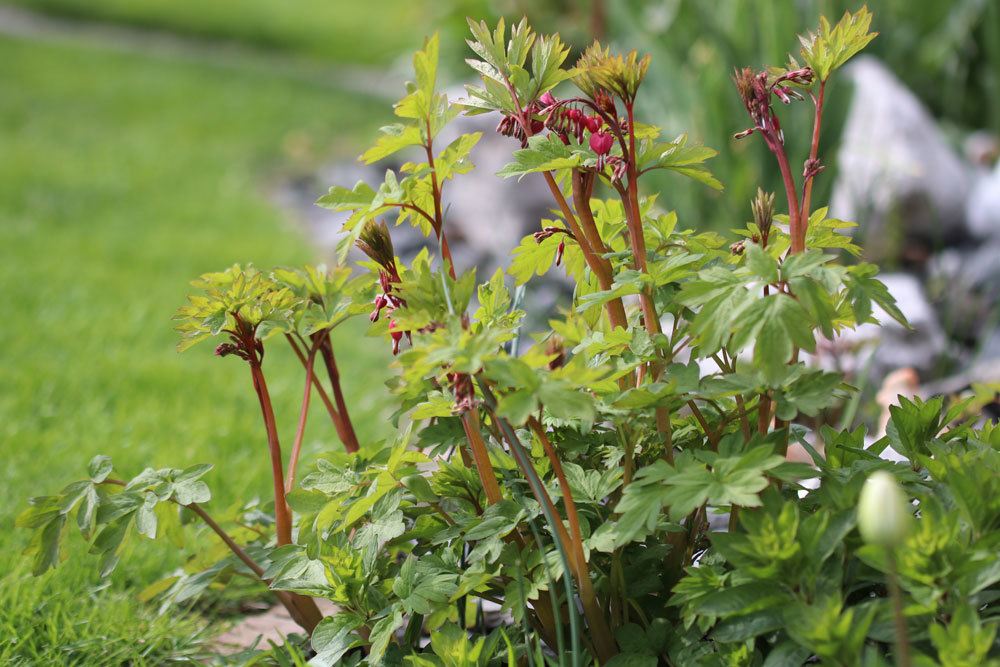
left=830, top=57, right=972, bottom=266
left=829, top=56, right=999, bottom=407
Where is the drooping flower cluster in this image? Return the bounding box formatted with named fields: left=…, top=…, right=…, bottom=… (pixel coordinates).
left=495, top=111, right=543, bottom=147
left=495, top=89, right=619, bottom=172
left=539, top=92, right=601, bottom=142
left=356, top=219, right=407, bottom=354
left=732, top=66, right=814, bottom=150
left=540, top=92, right=618, bottom=171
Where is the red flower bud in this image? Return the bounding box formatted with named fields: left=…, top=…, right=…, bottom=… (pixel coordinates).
left=594, top=89, right=616, bottom=116
left=539, top=91, right=557, bottom=108
left=584, top=115, right=601, bottom=133
left=803, top=157, right=825, bottom=180
left=214, top=342, right=238, bottom=358
left=389, top=320, right=404, bottom=355
left=370, top=294, right=388, bottom=322
left=555, top=240, right=565, bottom=267
left=590, top=130, right=613, bottom=156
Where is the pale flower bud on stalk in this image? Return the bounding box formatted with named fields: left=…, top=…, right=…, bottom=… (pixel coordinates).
left=858, top=471, right=912, bottom=548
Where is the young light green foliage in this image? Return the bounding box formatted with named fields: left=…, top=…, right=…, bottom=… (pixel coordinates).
left=319, top=34, right=481, bottom=261
left=798, top=6, right=878, bottom=82
left=463, top=17, right=572, bottom=115
left=174, top=264, right=299, bottom=350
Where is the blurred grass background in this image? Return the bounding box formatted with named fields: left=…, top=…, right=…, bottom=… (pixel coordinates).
left=0, top=7, right=413, bottom=663
left=1, top=0, right=996, bottom=662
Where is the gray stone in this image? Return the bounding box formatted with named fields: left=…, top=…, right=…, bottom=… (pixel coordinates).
left=272, top=162, right=385, bottom=253
left=926, top=240, right=1000, bottom=346
left=967, top=159, right=1000, bottom=239
left=830, top=57, right=971, bottom=262
left=275, top=90, right=555, bottom=277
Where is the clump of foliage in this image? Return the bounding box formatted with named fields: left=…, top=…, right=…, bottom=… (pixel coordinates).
left=20, top=8, right=1000, bottom=665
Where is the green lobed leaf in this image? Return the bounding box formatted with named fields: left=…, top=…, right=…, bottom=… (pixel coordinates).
left=799, top=7, right=878, bottom=81
left=497, top=135, right=584, bottom=179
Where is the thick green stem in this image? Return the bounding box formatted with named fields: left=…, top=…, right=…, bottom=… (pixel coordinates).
left=623, top=105, right=661, bottom=338
left=491, top=408, right=617, bottom=662
left=424, top=117, right=456, bottom=279
left=543, top=172, right=618, bottom=302
left=460, top=405, right=562, bottom=652
left=687, top=400, right=718, bottom=449
left=621, top=103, right=674, bottom=461
left=773, top=142, right=803, bottom=254
left=887, top=552, right=912, bottom=667
left=190, top=502, right=322, bottom=633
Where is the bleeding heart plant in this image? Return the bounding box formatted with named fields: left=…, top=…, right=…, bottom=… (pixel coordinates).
left=20, top=8, right=1000, bottom=666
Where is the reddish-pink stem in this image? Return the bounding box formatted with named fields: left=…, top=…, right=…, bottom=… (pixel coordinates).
left=286, top=342, right=318, bottom=493
left=249, top=361, right=292, bottom=546
left=772, top=142, right=803, bottom=254
left=318, top=336, right=360, bottom=453
left=799, top=80, right=827, bottom=234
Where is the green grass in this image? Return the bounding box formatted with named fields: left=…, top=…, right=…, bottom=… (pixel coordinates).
left=3, top=0, right=484, bottom=66
left=0, top=33, right=395, bottom=663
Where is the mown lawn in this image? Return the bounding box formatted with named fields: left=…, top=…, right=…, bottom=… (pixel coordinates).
left=3, top=0, right=484, bottom=65
left=0, top=32, right=396, bottom=663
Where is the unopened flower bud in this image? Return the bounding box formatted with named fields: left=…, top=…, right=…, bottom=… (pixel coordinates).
left=609, top=156, right=627, bottom=182
left=452, top=373, right=476, bottom=413
left=370, top=294, right=388, bottom=322
left=214, top=342, right=238, bottom=358
left=389, top=320, right=404, bottom=355
left=356, top=219, right=397, bottom=273
left=773, top=85, right=793, bottom=104
left=546, top=335, right=565, bottom=370
left=751, top=188, right=775, bottom=241
left=590, top=131, right=613, bottom=156
left=803, top=157, right=825, bottom=180
left=780, top=66, right=814, bottom=86
left=539, top=91, right=557, bottom=108
left=496, top=115, right=514, bottom=136
left=730, top=240, right=746, bottom=255
left=555, top=240, right=565, bottom=266
left=594, top=89, right=616, bottom=116
left=584, top=115, right=601, bottom=133
left=858, top=471, right=912, bottom=548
